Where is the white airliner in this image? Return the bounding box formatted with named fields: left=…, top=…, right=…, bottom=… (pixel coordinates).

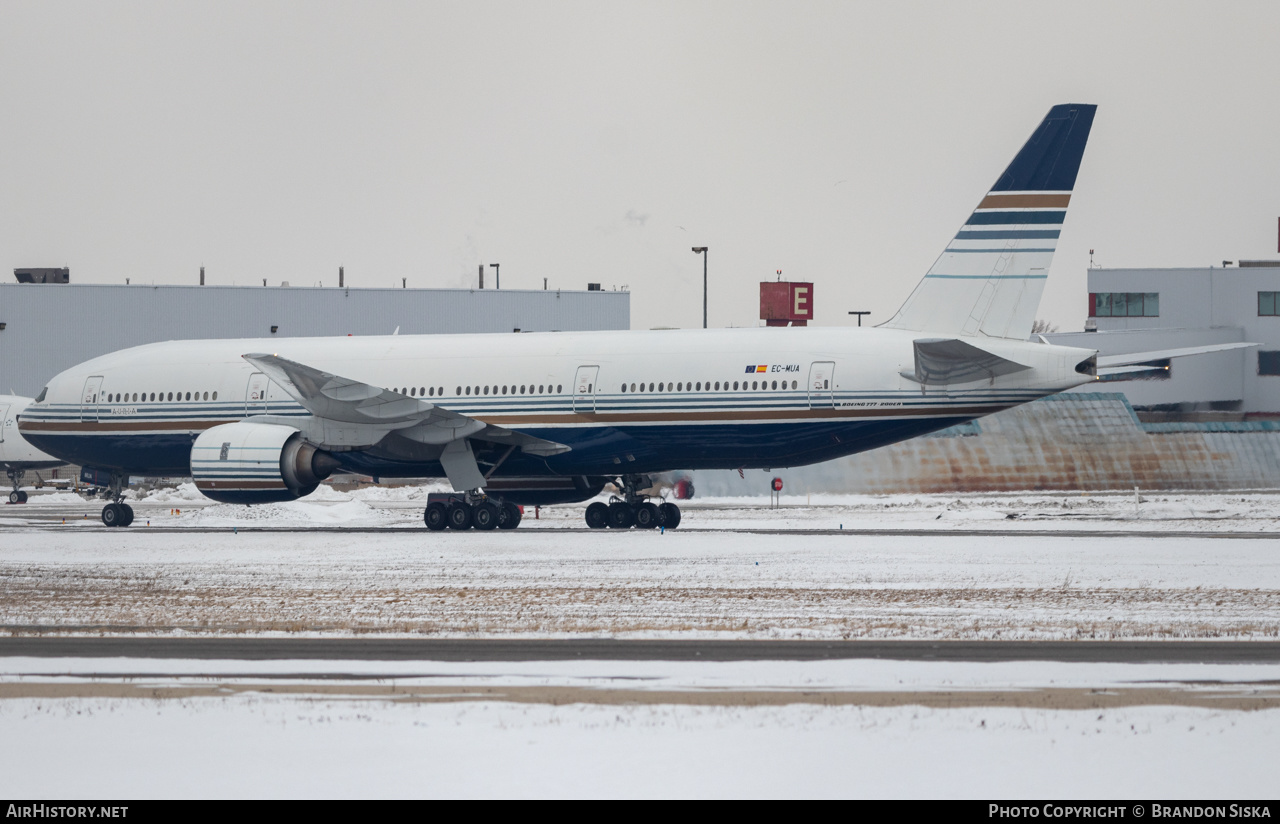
left=23, top=103, right=1159, bottom=530
left=1, top=395, right=65, bottom=504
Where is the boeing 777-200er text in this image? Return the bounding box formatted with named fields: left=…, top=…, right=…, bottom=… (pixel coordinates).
left=23, top=104, right=1140, bottom=530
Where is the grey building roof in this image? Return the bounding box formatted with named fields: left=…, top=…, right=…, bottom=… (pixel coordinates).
left=0, top=283, right=629, bottom=396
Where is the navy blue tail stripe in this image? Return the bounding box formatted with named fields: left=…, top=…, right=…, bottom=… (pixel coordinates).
left=990, top=104, right=1097, bottom=193
left=955, top=229, right=1060, bottom=240
left=967, top=211, right=1065, bottom=225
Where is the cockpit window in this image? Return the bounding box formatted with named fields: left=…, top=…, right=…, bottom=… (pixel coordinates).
left=35, top=387, right=47, bottom=403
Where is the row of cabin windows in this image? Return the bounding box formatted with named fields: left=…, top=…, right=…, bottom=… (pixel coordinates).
left=405, top=384, right=565, bottom=397
left=622, top=379, right=800, bottom=393
left=105, top=391, right=218, bottom=403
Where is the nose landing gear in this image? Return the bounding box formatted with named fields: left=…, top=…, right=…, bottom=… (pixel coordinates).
left=99, top=471, right=134, bottom=527
left=584, top=474, right=682, bottom=530
left=6, top=470, right=28, bottom=504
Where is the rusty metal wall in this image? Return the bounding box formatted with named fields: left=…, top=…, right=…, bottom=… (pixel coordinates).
left=697, top=393, right=1280, bottom=495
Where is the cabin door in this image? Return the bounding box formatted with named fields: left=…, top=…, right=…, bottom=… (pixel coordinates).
left=0, top=403, right=9, bottom=443
left=572, top=365, right=599, bottom=413
left=80, top=376, right=104, bottom=422
left=245, top=372, right=269, bottom=416
left=807, top=362, right=835, bottom=409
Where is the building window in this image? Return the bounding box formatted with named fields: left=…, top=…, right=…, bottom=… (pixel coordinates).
left=1260, top=292, right=1280, bottom=316
left=1091, top=292, right=1159, bottom=317
left=1259, top=351, right=1280, bottom=376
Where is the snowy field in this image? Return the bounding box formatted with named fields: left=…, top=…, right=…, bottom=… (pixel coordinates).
left=1, top=488, right=1278, bottom=638
left=9, top=482, right=1280, bottom=532
left=2, top=656, right=1279, bottom=798
left=3, top=485, right=1280, bottom=796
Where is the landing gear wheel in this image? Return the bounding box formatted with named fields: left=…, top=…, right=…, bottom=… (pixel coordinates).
left=119, top=504, right=134, bottom=527
left=101, top=503, right=123, bottom=527
left=658, top=502, right=681, bottom=529
left=424, top=501, right=449, bottom=531
left=8, top=490, right=22, bottom=504
left=634, top=502, right=661, bottom=529
left=585, top=501, right=608, bottom=529
left=606, top=501, right=635, bottom=529
left=499, top=502, right=522, bottom=530
left=446, top=502, right=473, bottom=530
left=17, top=491, right=27, bottom=504
left=472, top=501, right=500, bottom=530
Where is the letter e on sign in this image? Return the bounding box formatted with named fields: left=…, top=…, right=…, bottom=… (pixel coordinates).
left=787, top=283, right=814, bottom=320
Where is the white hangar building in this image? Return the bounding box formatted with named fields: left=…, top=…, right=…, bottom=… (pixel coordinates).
left=1048, top=261, right=1280, bottom=416
left=0, top=275, right=629, bottom=398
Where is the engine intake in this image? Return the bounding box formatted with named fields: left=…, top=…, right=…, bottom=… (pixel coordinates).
left=191, top=422, right=339, bottom=504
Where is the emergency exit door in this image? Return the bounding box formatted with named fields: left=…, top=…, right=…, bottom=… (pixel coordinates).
left=245, top=372, right=269, bottom=416
left=807, top=362, right=835, bottom=409
left=573, top=366, right=599, bottom=413
left=81, top=376, right=104, bottom=422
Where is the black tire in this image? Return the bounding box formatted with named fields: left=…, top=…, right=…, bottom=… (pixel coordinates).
left=659, top=502, right=681, bottom=529
left=119, top=504, right=134, bottom=527
left=499, top=502, right=522, bottom=530
left=446, top=502, right=473, bottom=530
left=17, top=491, right=27, bottom=504
left=585, top=501, right=608, bottom=529
left=606, top=501, right=634, bottom=529
left=424, top=502, right=449, bottom=531
left=101, top=503, right=122, bottom=527
left=634, top=502, right=660, bottom=529
left=473, top=501, right=500, bottom=530
left=8, top=491, right=19, bottom=504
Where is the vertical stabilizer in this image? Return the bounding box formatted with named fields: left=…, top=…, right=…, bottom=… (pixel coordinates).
left=882, top=104, right=1096, bottom=339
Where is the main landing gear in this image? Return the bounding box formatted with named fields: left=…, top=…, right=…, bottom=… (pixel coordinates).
left=424, top=491, right=522, bottom=532
left=585, top=474, right=682, bottom=530
left=100, top=471, right=134, bottom=528
left=6, top=469, right=28, bottom=505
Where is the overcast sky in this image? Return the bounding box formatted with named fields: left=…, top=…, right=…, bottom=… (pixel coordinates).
left=3, top=1, right=1279, bottom=333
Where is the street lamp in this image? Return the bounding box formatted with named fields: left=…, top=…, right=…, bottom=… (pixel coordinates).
left=489, top=263, right=500, bottom=290
left=691, top=247, right=708, bottom=328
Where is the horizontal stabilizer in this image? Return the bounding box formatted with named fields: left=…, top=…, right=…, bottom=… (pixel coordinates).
left=1095, top=342, right=1258, bottom=369
left=901, top=338, right=1032, bottom=385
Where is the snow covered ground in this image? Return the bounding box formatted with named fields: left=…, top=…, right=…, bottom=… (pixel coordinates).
left=4, top=485, right=1280, bottom=796
left=1, top=657, right=1277, bottom=798
left=3, top=485, right=1280, bottom=638
left=10, top=482, right=1280, bottom=532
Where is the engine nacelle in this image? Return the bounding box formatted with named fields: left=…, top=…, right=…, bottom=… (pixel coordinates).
left=190, top=422, right=340, bottom=504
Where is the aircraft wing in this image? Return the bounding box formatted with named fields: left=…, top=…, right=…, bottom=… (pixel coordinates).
left=242, top=353, right=571, bottom=459
left=901, top=338, right=1032, bottom=385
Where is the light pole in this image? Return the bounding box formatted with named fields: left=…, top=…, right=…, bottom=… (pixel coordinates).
left=489, top=263, right=500, bottom=290
left=691, top=247, right=708, bottom=328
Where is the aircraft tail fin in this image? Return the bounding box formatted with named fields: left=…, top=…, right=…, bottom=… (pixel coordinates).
left=881, top=104, right=1096, bottom=340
